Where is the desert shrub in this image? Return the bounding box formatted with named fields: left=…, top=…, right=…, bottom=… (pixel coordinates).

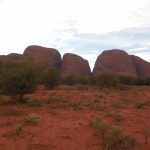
left=134, top=77, right=147, bottom=85
left=22, top=113, right=39, bottom=125
left=111, top=101, right=123, bottom=109
left=120, top=135, right=137, bottom=149
left=141, top=127, right=150, bottom=144
left=96, top=73, right=119, bottom=88
left=77, top=76, right=88, bottom=85
left=91, top=100, right=101, bottom=110
left=26, top=99, right=42, bottom=107
left=62, top=75, right=77, bottom=85
left=104, top=127, right=123, bottom=150
left=88, top=75, right=97, bottom=86
left=135, top=100, right=145, bottom=109
left=118, top=75, right=135, bottom=85
left=145, top=77, right=150, bottom=85
left=0, top=61, right=39, bottom=102
left=90, top=118, right=111, bottom=141
left=90, top=118, right=137, bottom=150
left=42, top=68, right=61, bottom=89
left=91, top=103, right=101, bottom=110
left=113, top=113, right=125, bottom=123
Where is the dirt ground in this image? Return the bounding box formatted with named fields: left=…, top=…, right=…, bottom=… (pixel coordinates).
left=0, top=85, right=149, bottom=150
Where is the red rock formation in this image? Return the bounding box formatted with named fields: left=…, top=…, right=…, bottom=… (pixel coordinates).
left=7, top=53, right=23, bottom=61
left=23, top=45, right=61, bottom=69
left=130, top=55, right=150, bottom=77
left=61, top=53, right=91, bottom=76
left=0, top=53, right=23, bottom=63
left=0, top=55, right=6, bottom=62
left=93, top=49, right=137, bottom=76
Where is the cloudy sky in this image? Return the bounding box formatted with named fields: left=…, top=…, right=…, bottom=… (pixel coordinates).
left=0, top=0, right=150, bottom=69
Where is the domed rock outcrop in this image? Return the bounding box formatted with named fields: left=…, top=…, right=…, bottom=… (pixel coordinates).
left=93, top=49, right=137, bottom=76
left=0, top=55, right=6, bottom=62
left=23, top=45, right=61, bottom=69
left=6, top=53, right=23, bottom=61
left=61, top=53, right=91, bottom=76
left=130, top=55, right=150, bottom=77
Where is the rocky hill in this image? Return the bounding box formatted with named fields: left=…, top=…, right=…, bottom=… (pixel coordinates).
left=93, top=49, right=137, bottom=76
left=61, top=53, right=91, bottom=76
left=0, top=46, right=150, bottom=77
left=23, top=45, right=61, bottom=69
left=93, top=49, right=150, bottom=77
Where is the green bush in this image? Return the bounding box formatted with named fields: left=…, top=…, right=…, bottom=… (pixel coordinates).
left=134, top=77, right=147, bottom=85
left=118, top=75, right=135, bottom=85
left=90, top=118, right=111, bottom=141
left=96, top=73, right=119, bottom=88
left=62, top=75, right=77, bottom=85
left=42, top=68, right=61, bottom=89
left=90, top=118, right=137, bottom=150
left=0, top=61, right=39, bottom=102
left=77, top=76, right=88, bottom=85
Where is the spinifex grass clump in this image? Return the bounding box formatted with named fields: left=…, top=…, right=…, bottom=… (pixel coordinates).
left=90, top=118, right=137, bottom=150
left=22, top=113, right=40, bottom=126
left=135, top=100, right=145, bottom=109
left=141, top=127, right=150, bottom=144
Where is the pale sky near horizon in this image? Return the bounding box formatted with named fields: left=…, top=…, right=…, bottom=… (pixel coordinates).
left=0, top=0, right=150, bottom=69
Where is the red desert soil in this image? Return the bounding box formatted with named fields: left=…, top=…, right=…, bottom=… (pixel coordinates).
left=0, top=85, right=149, bottom=150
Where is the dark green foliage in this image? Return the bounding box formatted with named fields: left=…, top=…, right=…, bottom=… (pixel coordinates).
left=96, top=73, right=119, bottom=87
left=134, top=77, right=147, bottom=85
left=77, top=76, right=88, bottom=85
left=90, top=118, right=111, bottom=141
left=90, top=118, right=137, bottom=150
left=0, top=61, right=39, bottom=102
left=88, top=74, right=150, bottom=87
left=88, top=75, right=97, bottom=86
left=118, top=75, right=135, bottom=85
left=62, top=75, right=77, bottom=85
left=42, top=68, right=61, bottom=89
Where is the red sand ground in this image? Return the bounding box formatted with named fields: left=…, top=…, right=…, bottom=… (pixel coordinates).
left=0, top=85, right=149, bottom=150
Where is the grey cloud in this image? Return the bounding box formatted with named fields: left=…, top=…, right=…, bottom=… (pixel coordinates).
left=57, top=27, right=150, bottom=68
left=44, top=25, right=150, bottom=69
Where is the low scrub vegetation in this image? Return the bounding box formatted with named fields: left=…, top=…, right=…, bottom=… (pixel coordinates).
left=0, top=61, right=39, bottom=102
left=141, top=127, right=150, bottom=144
left=90, top=118, right=137, bottom=150
left=135, top=100, right=145, bottom=109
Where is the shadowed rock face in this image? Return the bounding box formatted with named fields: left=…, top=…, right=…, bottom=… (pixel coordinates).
left=0, top=53, right=23, bottom=62
left=93, top=49, right=137, bottom=76
left=7, top=53, right=23, bottom=60
left=61, top=53, right=91, bottom=76
left=1, top=46, right=150, bottom=77
left=131, top=55, right=150, bottom=77
left=0, top=55, right=6, bottom=62
left=23, top=45, right=61, bottom=69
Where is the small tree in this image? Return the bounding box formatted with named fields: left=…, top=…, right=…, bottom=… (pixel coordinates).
left=0, top=61, right=38, bottom=102
left=42, top=68, right=61, bottom=89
